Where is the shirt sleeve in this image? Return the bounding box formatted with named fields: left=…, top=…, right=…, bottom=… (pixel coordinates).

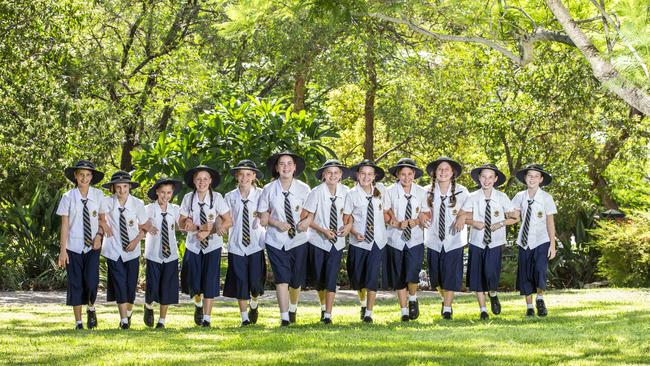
left=511, top=192, right=522, bottom=211
left=101, top=196, right=112, bottom=214
left=545, top=193, right=558, bottom=215
left=215, top=194, right=230, bottom=215
left=380, top=186, right=391, bottom=211
left=461, top=192, right=474, bottom=212
left=303, top=188, right=319, bottom=213
left=257, top=186, right=270, bottom=213
left=135, top=200, right=148, bottom=224
left=56, top=193, right=71, bottom=216
left=501, top=193, right=514, bottom=213
left=343, top=193, right=354, bottom=215
left=179, top=194, right=191, bottom=217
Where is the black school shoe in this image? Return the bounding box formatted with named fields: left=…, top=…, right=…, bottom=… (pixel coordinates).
left=360, top=306, right=366, bottom=320
left=75, top=323, right=84, bottom=330
left=408, top=300, right=419, bottom=320
left=480, top=311, right=489, bottom=320
left=86, top=309, right=97, bottom=329
left=536, top=299, right=548, bottom=317
left=143, top=306, right=154, bottom=327
left=526, top=308, right=535, bottom=317
left=119, top=322, right=130, bottom=330
left=194, top=305, right=203, bottom=326
left=489, top=295, right=501, bottom=315
left=320, top=310, right=325, bottom=321
left=401, top=314, right=410, bottom=322
left=248, top=307, right=259, bottom=324
left=201, top=320, right=211, bottom=327
left=155, top=322, right=165, bottom=329
left=289, top=310, right=297, bottom=323
left=241, top=319, right=252, bottom=327
left=363, top=316, right=373, bottom=323
left=322, top=317, right=332, bottom=324
left=280, top=319, right=290, bottom=327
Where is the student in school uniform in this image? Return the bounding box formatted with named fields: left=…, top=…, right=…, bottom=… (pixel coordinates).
left=343, top=159, right=393, bottom=324
left=258, top=151, right=311, bottom=326
left=422, top=157, right=469, bottom=320
left=179, top=165, right=233, bottom=327
left=385, top=158, right=428, bottom=322
left=511, top=164, right=557, bottom=317
left=222, top=160, right=267, bottom=327
left=100, top=171, right=149, bottom=330
left=303, top=159, right=351, bottom=325
left=57, top=160, right=106, bottom=330
left=461, top=164, right=519, bottom=320
left=142, top=178, right=183, bottom=328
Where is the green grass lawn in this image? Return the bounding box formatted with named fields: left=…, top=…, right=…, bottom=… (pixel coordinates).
left=1, top=289, right=649, bottom=365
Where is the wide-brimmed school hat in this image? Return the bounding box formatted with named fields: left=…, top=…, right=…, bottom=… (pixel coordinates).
left=315, top=159, right=350, bottom=181
left=265, top=151, right=306, bottom=178
left=229, top=159, right=264, bottom=179
left=515, top=164, right=552, bottom=187
left=147, top=178, right=183, bottom=201
left=426, top=156, right=462, bottom=177
left=102, top=170, right=140, bottom=190
left=351, top=159, right=385, bottom=182
left=184, top=165, right=221, bottom=189
left=388, top=158, right=424, bottom=179
left=470, top=163, right=507, bottom=187
left=64, top=160, right=105, bottom=185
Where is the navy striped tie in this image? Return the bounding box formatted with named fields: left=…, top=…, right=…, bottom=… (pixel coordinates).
left=283, top=192, right=296, bottom=238
left=242, top=199, right=250, bottom=246
left=199, top=203, right=208, bottom=249
left=329, top=197, right=338, bottom=245
left=438, top=196, right=446, bottom=241
left=119, top=207, right=129, bottom=251
left=364, top=196, right=374, bottom=243
left=521, top=200, right=534, bottom=248
left=402, top=194, right=413, bottom=242
left=483, top=199, right=492, bottom=246
left=82, top=199, right=92, bottom=247
left=161, top=212, right=170, bottom=258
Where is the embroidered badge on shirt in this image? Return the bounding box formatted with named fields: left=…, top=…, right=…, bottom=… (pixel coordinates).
left=92, top=210, right=97, bottom=217
left=208, top=214, right=215, bottom=221
left=253, top=212, right=258, bottom=218
left=295, top=205, right=300, bottom=212
left=416, top=207, right=420, bottom=214
left=340, top=208, right=344, bottom=215
left=452, top=209, right=458, bottom=215
left=129, top=219, right=134, bottom=227
left=494, top=210, right=500, bottom=217
left=537, top=211, right=544, bottom=218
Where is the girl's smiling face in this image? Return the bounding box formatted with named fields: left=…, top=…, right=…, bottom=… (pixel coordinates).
left=397, top=167, right=415, bottom=187
left=276, top=155, right=296, bottom=179
left=236, top=169, right=257, bottom=187
left=193, top=171, right=212, bottom=192
left=479, top=169, right=497, bottom=190
left=435, top=162, right=454, bottom=183
left=357, top=166, right=376, bottom=187
left=322, top=167, right=343, bottom=185
left=113, top=183, right=130, bottom=199
left=525, top=170, right=543, bottom=189
left=74, top=169, right=93, bottom=187
left=156, top=184, right=174, bottom=205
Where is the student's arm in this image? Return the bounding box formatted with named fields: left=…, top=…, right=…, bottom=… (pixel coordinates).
left=58, top=216, right=70, bottom=267
left=258, top=211, right=269, bottom=228
left=215, top=211, right=233, bottom=236
left=384, top=209, right=395, bottom=227
left=452, top=209, right=467, bottom=232
left=99, top=213, right=113, bottom=237
left=343, top=214, right=362, bottom=241
left=126, top=229, right=146, bottom=252
left=179, top=215, right=198, bottom=232
left=462, top=209, right=485, bottom=230
left=268, top=214, right=292, bottom=232
left=298, top=210, right=314, bottom=233
left=490, top=211, right=520, bottom=231
left=546, top=214, right=556, bottom=259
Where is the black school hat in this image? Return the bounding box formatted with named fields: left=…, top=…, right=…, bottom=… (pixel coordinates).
left=229, top=160, right=264, bottom=179
left=351, top=159, right=385, bottom=182
left=388, top=158, right=424, bottom=179
left=470, top=163, right=507, bottom=187
left=426, top=156, right=462, bottom=177
left=147, top=178, right=183, bottom=201
left=315, top=159, right=350, bottom=181
left=515, top=164, right=552, bottom=187
left=184, top=165, right=221, bottom=189
left=64, top=160, right=105, bottom=185
left=102, top=170, right=140, bottom=190
left=265, top=151, right=306, bottom=178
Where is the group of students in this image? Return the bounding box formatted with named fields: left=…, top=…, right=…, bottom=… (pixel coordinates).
left=57, top=152, right=557, bottom=330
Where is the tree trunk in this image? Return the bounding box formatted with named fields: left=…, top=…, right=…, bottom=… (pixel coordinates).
left=364, top=28, right=377, bottom=160
left=545, top=0, right=650, bottom=116
left=293, top=73, right=306, bottom=112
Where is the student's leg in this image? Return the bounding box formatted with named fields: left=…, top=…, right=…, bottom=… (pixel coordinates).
left=476, top=292, right=487, bottom=309
left=367, top=290, right=377, bottom=311
left=397, top=289, right=408, bottom=309
left=277, top=283, right=289, bottom=313
left=73, top=306, right=83, bottom=322
left=288, top=287, right=301, bottom=309
left=325, top=291, right=336, bottom=315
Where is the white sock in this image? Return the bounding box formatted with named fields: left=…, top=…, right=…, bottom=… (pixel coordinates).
left=203, top=315, right=211, bottom=322
left=443, top=306, right=452, bottom=313
left=280, top=312, right=290, bottom=321
left=158, top=317, right=166, bottom=324
left=401, top=307, right=408, bottom=316
left=320, top=304, right=326, bottom=311
left=408, top=295, right=417, bottom=302
left=145, top=303, right=154, bottom=310
left=241, top=312, right=249, bottom=321
left=360, top=299, right=367, bottom=307
left=364, top=309, right=372, bottom=317
left=480, top=306, right=487, bottom=312
left=527, top=303, right=534, bottom=309
left=126, top=310, right=133, bottom=317
left=121, top=317, right=129, bottom=324
left=488, top=291, right=497, bottom=297
left=536, top=294, right=544, bottom=300
left=249, top=300, right=258, bottom=309
left=288, top=303, right=298, bottom=312
left=87, top=306, right=95, bottom=312
left=324, top=312, right=331, bottom=319
left=76, top=320, right=83, bottom=325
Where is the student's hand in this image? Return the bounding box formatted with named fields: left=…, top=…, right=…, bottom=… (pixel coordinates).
left=398, top=220, right=409, bottom=230
left=104, top=226, right=114, bottom=238
left=297, top=220, right=310, bottom=233
left=323, top=229, right=336, bottom=240
left=215, top=224, right=228, bottom=237
left=340, top=224, right=351, bottom=237
left=490, top=222, right=503, bottom=232
left=58, top=251, right=69, bottom=268
left=196, top=230, right=210, bottom=241
left=354, top=232, right=365, bottom=241
left=145, top=219, right=158, bottom=235
left=548, top=245, right=557, bottom=260
left=200, top=222, right=214, bottom=232
left=92, top=235, right=103, bottom=250
left=125, top=239, right=138, bottom=252
left=184, top=221, right=198, bottom=232
left=276, top=221, right=292, bottom=232
left=472, top=221, right=485, bottom=230
left=421, top=218, right=431, bottom=229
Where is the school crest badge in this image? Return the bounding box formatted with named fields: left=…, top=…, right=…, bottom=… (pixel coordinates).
left=128, top=219, right=134, bottom=227
left=208, top=214, right=215, bottom=221
left=253, top=212, right=259, bottom=218
left=92, top=210, right=97, bottom=217
left=494, top=210, right=500, bottom=217
left=452, top=209, right=458, bottom=215
left=416, top=207, right=420, bottom=214
left=537, top=211, right=543, bottom=218
left=295, top=205, right=300, bottom=212
left=340, top=208, right=344, bottom=215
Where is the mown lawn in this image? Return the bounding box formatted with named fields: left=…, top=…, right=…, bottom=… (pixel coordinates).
left=1, top=289, right=649, bottom=365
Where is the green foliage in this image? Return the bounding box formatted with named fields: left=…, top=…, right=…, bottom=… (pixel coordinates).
left=0, top=185, right=65, bottom=290
left=590, top=210, right=650, bottom=287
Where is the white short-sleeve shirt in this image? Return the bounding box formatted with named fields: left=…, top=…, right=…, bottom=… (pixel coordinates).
left=56, top=187, right=105, bottom=254
left=423, top=182, right=470, bottom=252
left=225, top=187, right=266, bottom=256
left=303, top=182, right=350, bottom=252
left=144, top=202, right=181, bottom=263
left=179, top=191, right=230, bottom=254
left=386, top=182, right=427, bottom=250
left=257, top=179, right=311, bottom=250
left=343, top=183, right=392, bottom=250
left=101, top=194, right=148, bottom=262
left=462, top=189, right=514, bottom=248
left=511, top=189, right=557, bottom=249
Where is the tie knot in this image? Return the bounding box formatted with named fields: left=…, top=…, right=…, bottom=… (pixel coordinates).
left=330, top=196, right=337, bottom=203
left=242, top=199, right=249, bottom=205
left=440, top=195, right=446, bottom=201
left=161, top=212, right=167, bottom=217
left=527, top=199, right=534, bottom=205
left=198, top=202, right=205, bottom=208
left=405, top=194, right=412, bottom=200
left=367, top=196, right=373, bottom=202
left=485, top=199, right=491, bottom=204
left=283, top=191, right=290, bottom=197
left=81, top=199, right=88, bottom=205
left=119, top=207, right=126, bottom=213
